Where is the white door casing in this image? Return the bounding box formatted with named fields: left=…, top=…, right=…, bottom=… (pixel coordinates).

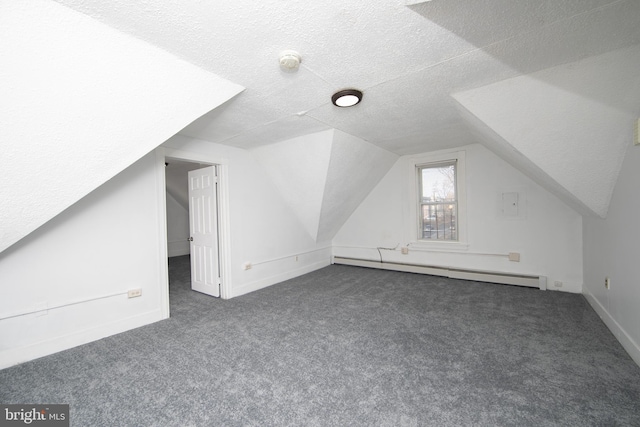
left=188, top=166, right=220, bottom=297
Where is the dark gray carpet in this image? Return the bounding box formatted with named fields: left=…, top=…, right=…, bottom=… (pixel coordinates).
left=1, top=256, right=639, bottom=426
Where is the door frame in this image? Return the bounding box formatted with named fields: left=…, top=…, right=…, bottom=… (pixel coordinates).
left=156, top=147, right=232, bottom=314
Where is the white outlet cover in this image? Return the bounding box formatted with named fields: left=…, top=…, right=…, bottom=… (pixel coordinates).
left=127, top=288, right=142, bottom=298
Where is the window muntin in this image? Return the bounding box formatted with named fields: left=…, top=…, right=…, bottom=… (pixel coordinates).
left=417, top=161, right=457, bottom=241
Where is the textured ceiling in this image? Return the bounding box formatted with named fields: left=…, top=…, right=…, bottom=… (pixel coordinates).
left=53, top=0, right=640, bottom=152
left=0, top=1, right=242, bottom=253
left=51, top=0, right=640, bottom=217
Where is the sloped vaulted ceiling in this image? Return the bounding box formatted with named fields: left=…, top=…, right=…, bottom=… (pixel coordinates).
left=453, top=45, right=640, bottom=217
left=14, top=0, right=640, bottom=226
left=411, top=0, right=640, bottom=218
left=0, top=1, right=244, bottom=253
left=252, top=130, right=398, bottom=243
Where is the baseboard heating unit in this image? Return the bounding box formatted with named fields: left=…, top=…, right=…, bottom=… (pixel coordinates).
left=332, top=256, right=547, bottom=290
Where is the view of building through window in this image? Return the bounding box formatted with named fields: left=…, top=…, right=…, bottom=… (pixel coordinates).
left=418, top=162, right=457, bottom=240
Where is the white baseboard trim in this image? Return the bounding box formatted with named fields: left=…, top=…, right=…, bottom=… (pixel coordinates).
left=583, top=287, right=640, bottom=367
left=168, top=241, right=189, bottom=258
left=332, top=256, right=545, bottom=289
left=0, top=309, right=165, bottom=370
left=231, top=259, right=331, bottom=298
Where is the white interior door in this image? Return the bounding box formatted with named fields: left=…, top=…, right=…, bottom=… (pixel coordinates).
left=188, top=166, right=220, bottom=297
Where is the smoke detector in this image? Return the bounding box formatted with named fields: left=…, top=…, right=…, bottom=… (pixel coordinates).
left=279, top=50, right=301, bottom=72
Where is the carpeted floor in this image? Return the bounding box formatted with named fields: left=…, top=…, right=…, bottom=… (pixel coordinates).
left=1, top=256, right=639, bottom=426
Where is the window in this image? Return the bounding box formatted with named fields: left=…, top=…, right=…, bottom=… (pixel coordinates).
left=410, top=150, right=466, bottom=246
left=417, top=161, right=458, bottom=241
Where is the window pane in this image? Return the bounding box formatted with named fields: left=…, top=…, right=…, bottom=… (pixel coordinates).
left=419, top=163, right=457, bottom=241
left=421, top=164, right=455, bottom=202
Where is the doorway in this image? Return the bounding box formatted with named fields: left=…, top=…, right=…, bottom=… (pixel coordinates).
left=161, top=148, right=231, bottom=305
left=166, top=160, right=220, bottom=297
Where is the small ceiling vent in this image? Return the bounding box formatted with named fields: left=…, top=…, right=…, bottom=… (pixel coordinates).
left=279, top=50, right=301, bottom=72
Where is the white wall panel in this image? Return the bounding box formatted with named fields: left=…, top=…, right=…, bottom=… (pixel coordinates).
left=0, top=153, right=167, bottom=369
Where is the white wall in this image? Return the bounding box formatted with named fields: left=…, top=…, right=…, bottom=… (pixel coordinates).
left=166, top=191, right=190, bottom=257
left=0, top=152, right=167, bottom=369
left=583, top=142, right=640, bottom=366
left=1, top=134, right=592, bottom=369
left=162, top=135, right=333, bottom=298
left=333, top=143, right=583, bottom=293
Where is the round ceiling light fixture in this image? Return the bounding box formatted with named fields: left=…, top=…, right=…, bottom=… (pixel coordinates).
left=331, top=89, right=363, bottom=107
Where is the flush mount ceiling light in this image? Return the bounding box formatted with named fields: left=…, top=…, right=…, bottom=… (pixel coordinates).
left=331, top=89, right=363, bottom=107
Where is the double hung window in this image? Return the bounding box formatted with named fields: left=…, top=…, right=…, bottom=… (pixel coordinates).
left=417, top=161, right=458, bottom=241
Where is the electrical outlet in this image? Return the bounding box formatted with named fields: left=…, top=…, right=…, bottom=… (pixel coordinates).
left=401, top=247, right=409, bottom=255
left=127, top=288, right=142, bottom=298
left=243, top=262, right=252, bottom=270
left=605, top=277, right=611, bottom=289
left=554, top=281, right=563, bottom=288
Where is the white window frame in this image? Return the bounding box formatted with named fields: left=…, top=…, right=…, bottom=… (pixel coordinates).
left=409, top=150, right=467, bottom=249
